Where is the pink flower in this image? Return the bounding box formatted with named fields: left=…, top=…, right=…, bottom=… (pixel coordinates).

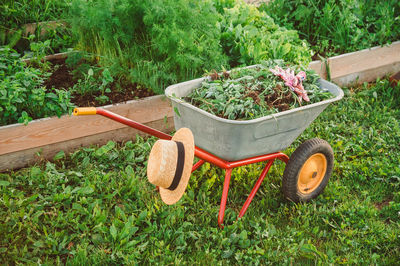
left=269, top=66, right=310, bottom=102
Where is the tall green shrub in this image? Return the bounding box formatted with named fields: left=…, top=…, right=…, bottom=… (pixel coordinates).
left=261, top=0, right=400, bottom=56
left=70, top=0, right=313, bottom=93
left=70, top=0, right=228, bottom=94
left=220, top=2, right=312, bottom=67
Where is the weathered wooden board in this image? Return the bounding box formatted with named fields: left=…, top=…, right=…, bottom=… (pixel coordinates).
left=0, top=117, right=174, bottom=171
left=329, top=41, right=400, bottom=79
left=309, top=41, right=400, bottom=86
left=0, top=96, right=174, bottom=171
left=22, top=52, right=69, bottom=63
left=23, top=21, right=67, bottom=36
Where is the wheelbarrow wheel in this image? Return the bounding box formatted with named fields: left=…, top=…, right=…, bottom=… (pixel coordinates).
left=282, top=138, right=333, bottom=202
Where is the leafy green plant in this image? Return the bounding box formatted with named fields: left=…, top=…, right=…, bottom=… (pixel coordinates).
left=66, top=52, right=115, bottom=104
left=260, top=0, right=400, bottom=56
left=27, top=24, right=76, bottom=54
left=213, top=0, right=237, bottom=13
left=0, top=47, right=74, bottom=125
left=70, top=0, right=228, bottom=94
left=24, top=35, right=53, bottom=72
left=185, top=60, right=331, bottom=120
left=0, top=0, right=70, bottom=29
left=0, top=0, right=73, bottom=51
left=71, top=67, right=113, bottom=100
left=220, top=2, right=312, bottom=67
left=70, top=0, right=313, bottom=94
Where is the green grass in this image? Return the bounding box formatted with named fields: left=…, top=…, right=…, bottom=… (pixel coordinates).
left=1, top=79, right=400, bottom=264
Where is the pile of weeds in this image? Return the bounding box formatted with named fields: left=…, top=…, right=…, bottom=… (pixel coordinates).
left=185, top=60, right=332, bottom=120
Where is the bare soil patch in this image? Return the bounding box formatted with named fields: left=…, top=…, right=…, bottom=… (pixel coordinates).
left=44, top=57, right=155, bottom=107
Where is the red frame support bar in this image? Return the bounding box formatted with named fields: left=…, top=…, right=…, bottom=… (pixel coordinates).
left=89, top=108, right=289, bottom=228
left=96, top=108, right=172, bottom=140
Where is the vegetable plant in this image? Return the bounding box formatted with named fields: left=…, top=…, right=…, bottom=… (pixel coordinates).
left=70, top=0, right=313, bottom=94
left=0, top=46, right=74, bottom=125
left=220, top=2, right=312, bottom=67
left=70, top=0, right=228, bottom=94
left=70, top=67, right=114, bottom=105
left=261, top=0, right=400, bottom=57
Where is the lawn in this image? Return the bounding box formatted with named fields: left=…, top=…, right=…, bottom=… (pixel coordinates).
left=1, top=78, right=399, bottom=264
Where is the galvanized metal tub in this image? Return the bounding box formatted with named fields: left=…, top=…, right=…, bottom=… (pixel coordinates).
left=165, top=74, right=343, bottom=161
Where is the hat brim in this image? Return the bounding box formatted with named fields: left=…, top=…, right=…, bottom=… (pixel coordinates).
left=159, top=128, right=195, bottom=205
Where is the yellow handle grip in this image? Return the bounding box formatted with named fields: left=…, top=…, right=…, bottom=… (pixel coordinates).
left=73, top=107, right=97, bottom=116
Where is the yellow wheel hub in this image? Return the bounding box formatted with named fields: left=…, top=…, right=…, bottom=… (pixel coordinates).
left=297, top=153, right=327, bottom=194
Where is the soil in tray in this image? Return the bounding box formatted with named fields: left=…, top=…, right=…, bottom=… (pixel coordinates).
left=246, top=83, right=292, bottom=112
left=43, top=57, right=155, bottom=107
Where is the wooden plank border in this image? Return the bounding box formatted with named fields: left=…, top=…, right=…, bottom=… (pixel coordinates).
left=23, top=20, right=68, bottom=37
left=0, top=96, right=174, bottom=171
left=0, top=41, right=399, bottom=171
left=309, top=41, right=400, bottom=86
left=22, top=52, right=69, bottom=63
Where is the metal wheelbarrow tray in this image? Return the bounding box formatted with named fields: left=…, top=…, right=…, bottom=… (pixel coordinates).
left=166, top=77, right=344, bottom=161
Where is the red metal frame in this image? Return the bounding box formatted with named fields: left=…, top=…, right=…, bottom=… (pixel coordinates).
left=96, top=108, right=289, bottom=228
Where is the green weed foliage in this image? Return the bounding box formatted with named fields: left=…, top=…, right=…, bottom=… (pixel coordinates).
left=0, top=0, right=70, bottom=29
left=186, top=60, right=330, bottom=120
left=261, top=0, right=400, bottom=56
left=0, top=1, right=75, bottom=53
left=67, top=53, right=115, bottom=105
left=0, top=47, right=74, bottom=125
left=1, top=79, right=399, bottom=263
left=70, top=0, right=313, bottom=94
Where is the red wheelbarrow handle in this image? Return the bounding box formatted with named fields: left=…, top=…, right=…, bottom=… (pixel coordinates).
left=74, top=107, right=172, bottom=140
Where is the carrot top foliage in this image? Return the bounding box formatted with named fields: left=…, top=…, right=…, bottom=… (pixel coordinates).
left=70, top=0, right=313, bottom=94
left=70, top=0, right=228, bottom=94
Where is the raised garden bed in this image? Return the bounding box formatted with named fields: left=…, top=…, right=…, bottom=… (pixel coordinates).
left=309, top=41, right=400, bottom=86
left=43, top=55, right=155, bottom=107
left=0, top=95, right=173, bottom=171
left=0, top=41, right=399, bottom=171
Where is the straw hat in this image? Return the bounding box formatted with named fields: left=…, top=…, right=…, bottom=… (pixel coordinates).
left=147, top=128, right=195, bottom=205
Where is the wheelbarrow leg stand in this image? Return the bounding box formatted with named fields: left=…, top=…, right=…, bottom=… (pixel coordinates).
left=218, top=168, right=233, bottom=228
left=238, top=159, right=275, bottom=218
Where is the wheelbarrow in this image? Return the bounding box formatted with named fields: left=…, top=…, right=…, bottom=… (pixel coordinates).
left=74, top=77, right=343, bottom=228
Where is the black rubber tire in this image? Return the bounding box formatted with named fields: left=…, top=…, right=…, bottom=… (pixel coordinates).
left=282, top=138, right=334, bottom=202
